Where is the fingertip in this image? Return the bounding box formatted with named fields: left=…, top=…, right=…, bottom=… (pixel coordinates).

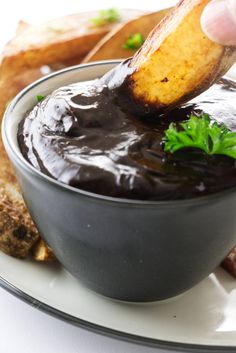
left=201, top=0, right=236, bottom=46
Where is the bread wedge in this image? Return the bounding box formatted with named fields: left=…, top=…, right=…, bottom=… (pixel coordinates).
left=0, top=71, right=43, bottom=257
left=222, top=247, right=236, bottom=278
left=83, top=9, right=171, bottom=63
left=109, top=0, right=236, bottom=114
left=31, top=239, right=55, bottom=261
left=0, top=153, right=39, bottom=258
left=0, top=9, right=144, bottom=80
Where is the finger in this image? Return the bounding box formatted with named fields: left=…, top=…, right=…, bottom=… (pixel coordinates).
left=201, top=0, right=236, bottom=46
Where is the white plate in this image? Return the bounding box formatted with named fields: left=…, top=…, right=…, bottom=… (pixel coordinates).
left=0, top=250, right=236, bottom=352
left=1, top=62, right=236, bottom=353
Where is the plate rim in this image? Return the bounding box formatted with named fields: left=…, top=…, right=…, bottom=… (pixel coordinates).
left=0, top=274, right=235, bottom=353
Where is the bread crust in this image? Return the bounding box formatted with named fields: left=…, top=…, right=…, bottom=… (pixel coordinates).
left=125, top=0, right=236, bottom=113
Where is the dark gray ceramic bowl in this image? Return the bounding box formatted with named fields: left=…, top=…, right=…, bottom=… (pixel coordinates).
left=3, top=61, right=236, bottom=302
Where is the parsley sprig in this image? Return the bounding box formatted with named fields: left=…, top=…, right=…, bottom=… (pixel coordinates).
left=36, top=95, right=45, bottom=102
left=163, top=114, right=236, bottom=159
left=123, top=33, right=145, bottom=50
left=90, top=8, right=120, bottom=27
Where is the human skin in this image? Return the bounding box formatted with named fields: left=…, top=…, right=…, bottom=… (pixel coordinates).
left=201, top=0, right=236, bottom=45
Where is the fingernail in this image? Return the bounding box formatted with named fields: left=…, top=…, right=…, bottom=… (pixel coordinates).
left=201, top=0, right=236, bottom=45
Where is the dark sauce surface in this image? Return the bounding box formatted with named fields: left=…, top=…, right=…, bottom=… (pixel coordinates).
left=18, top=78, right=236, bottom=200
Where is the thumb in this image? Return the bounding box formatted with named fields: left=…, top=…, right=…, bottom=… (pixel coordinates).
left=201, top=0, right=236, bottom=45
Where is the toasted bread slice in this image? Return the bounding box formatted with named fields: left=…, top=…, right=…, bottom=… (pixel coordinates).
left=222, top=246, right=236, bottom=278
left=0, top=9, right=144, bottom=80
left=83, top=9, right=171, bottom=63
left=0, top=62, right=61, bottom=259
left=31, top=239, right=55, bottom=261
left=0, top=71, right=43, bottom=258
left=0, top=70, right=59, bottom=260
left=0, top=162, right=39, bottom=258
left=115, top=0, right=236, bottom=114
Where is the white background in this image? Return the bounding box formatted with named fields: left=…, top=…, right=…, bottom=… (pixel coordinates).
left=0, top=1, right=178, bottom=353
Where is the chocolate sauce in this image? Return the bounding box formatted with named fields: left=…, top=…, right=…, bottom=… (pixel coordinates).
left=18, top=77, right=236, bottom=200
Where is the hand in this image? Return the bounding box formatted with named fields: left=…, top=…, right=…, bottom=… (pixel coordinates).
left=201, top=0, right=236, bottom=45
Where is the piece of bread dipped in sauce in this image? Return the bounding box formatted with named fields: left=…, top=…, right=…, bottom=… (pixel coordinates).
left=104, top=0, right=236, bottom=115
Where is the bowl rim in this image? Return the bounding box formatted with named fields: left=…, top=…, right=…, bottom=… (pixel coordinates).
left=3, top=60, right=236, bottom=207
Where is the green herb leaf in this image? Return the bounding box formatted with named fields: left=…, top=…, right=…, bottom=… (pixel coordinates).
left=90, top=8, right=120, bottom=27
left=36, top=95, right=45, bottom=102
left=123, top=33, right=145, bottom=50
left=163, top=114, right=236, bottom=159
